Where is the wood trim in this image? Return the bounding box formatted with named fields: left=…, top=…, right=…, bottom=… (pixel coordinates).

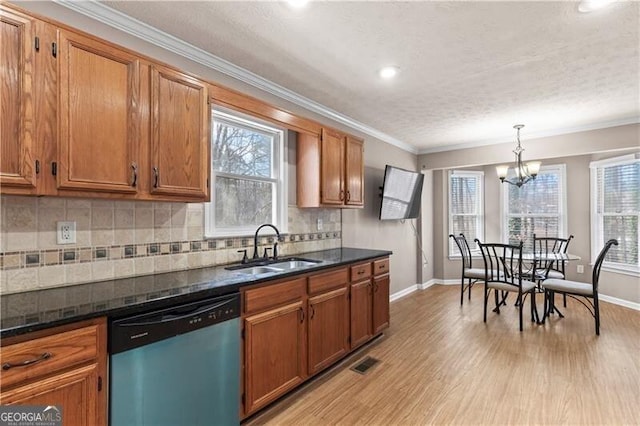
left=243, top=277, right=306, bottom=315
left=308, top=267, right=348, bottom=295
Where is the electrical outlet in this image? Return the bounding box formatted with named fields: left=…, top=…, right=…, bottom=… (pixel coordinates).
left=57, top=221, right=76, bottom=244
left=317, top=218, right=323, bottom=231
left=577, top=264, right=584, bottom=274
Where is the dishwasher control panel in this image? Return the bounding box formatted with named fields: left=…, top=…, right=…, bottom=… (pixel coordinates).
left=110, top=292, right=240, bottom=354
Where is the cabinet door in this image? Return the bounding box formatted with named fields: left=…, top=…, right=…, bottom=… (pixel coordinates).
left=150, top=65, right=209, bottom=199
left=57, top=30, right=140, bottom=194
left=320, top=128, right=344, bottom=205
left=0, top=8, right=36, bottom=192
left=345, top=135, right=364, bottom=206
left=0, top=363, right=104, bottom=426
left=244, top=301, right=306, bottom=416
left=350, top=279, right=373, bottom=350
left=373, top=274, right=390, bottom=334
left=308, top=287, right=349, bottom=375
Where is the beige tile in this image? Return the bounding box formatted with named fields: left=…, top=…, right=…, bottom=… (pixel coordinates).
left=181, top=242, right=190, bottom=252
left=187, top=226, right=204, bottom=241
left=66, top=262, right=92, bottom=284
left=154, top=227, right=171, bottom=243
left=154, top=209, right=171, bottom=229
left=187, top=208, right=203, bottom=227
left=66, top=208, right=92, bottom=246
left=2, top=254, right=21, bottom=269
left=91, top=200, right=114, bottom=209
left=201, top=250, right=216, bottom=266
left=171, top=205, right=187, bottom=227
left=39, top=198, right=65, bottom=209
left=114, top=229, right=135, bottom=245
left=38, top=265, right=66, bottom=288
left=134, top=257, right=155, bottom=275
left=187, top=252, right=203, bottom=268
left=38, top=208, right=65, bottom=249
left=93, top=229, right=114, bottom=247
left=154, top=255, right=171, bottom=273
left=114, top=201, right=136, bottom=210
left=5, top=231, right=37, bottom=252
left=215, top=249, right=228, bottom=265
left=135, top=228, right=153, bottom=244
left=135, top=208, right=153, bottom=228
left=4, top=196, right=36, bottom=206
left=136, top=244, right=147, bottom=256
left=4, top=202, right=37, bottom=251
left=153, top=202, right=172, bottom=210
left=115, top=209, right=134, bottom=229
left=92, top=261, right=114, bottom=281
left=92, top=208, right=114, bottom=230
left=4, top=268, right=39, bottom=293
left=113, top=259, right=135, bottom=278
left=78, top=248, right=92, bottom=262
left=110, top=247, right=122, bottom=260
left=0, top=270, right=8, bottom=294
left=170, top=227, right=187, bottom=242
left=170, top=253, right=188, bottom=270
left=66, top=198, right=91, bottom=209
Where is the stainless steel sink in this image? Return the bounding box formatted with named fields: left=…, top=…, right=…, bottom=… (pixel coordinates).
left=269, top=260, right=319, bottom=270
left=235, top=266, right=283, bottom=275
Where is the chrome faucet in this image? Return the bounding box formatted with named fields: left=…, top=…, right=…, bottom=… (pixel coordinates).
left=252, top=224, right=280, bottom=260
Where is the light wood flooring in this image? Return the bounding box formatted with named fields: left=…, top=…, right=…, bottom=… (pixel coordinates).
left=244, top=284, right=640, bottom=425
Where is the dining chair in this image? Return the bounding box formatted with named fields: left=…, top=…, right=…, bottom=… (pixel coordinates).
left=541, top=239, right=618, bottom=335
left=475, top=240, right=538, bottom=332
left=532, top=234, right=574, bottom=306
left=449, top=234, right=484, bottom=305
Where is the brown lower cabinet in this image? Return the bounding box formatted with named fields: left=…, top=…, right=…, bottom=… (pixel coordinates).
left=241, top=257, right=390, bottom=419
left=0, top=317, right=107, bottom=426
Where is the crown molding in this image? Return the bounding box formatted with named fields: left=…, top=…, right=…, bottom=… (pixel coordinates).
left=418, top=116, right=640, bottom=155
left=53, top=0, right=418, bottom=155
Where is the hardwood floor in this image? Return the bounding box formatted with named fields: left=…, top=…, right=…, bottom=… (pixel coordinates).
left=244, top=284, right=640, bottom=425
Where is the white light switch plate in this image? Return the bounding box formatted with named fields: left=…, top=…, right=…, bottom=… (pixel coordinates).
left=57, top=221, right=76, bottom=244
left=577, top=264, right=584, bottom=274
left=317, top=218, right=323, bottom=231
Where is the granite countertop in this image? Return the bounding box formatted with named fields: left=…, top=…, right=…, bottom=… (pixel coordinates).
left=0, top=247, right=391, bottom=338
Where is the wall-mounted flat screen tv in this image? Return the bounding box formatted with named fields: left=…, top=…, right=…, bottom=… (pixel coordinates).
left=379, top=165, right=424, bottom=220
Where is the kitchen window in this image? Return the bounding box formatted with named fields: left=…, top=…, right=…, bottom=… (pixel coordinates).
left=590, top=154, right=639, bottom=275
left=502, top=164, right=567, bottom=251
left=205, top=109, right=287, bottom=237
left=448, top=170, right=484, bottom=257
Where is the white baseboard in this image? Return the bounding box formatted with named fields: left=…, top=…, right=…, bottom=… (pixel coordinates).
left=600, top=294, right=640, bottom=311
left=392, top=279, right=640, bottom=311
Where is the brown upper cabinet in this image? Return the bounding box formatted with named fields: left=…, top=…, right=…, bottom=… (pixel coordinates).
left=0, top=6, right=37, bottom=193
left=57, top=29, right=141, bottom=195
left=297, top=129, right=364, bottom=208
left=150, top=64, right=209, bottom=200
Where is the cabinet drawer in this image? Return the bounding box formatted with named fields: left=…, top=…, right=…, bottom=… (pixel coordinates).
left=350, top=262, right=372, bottom=281
left=373, top=258, right=389, bottom=276
left=244, top=277, right=306, bottom=314
left=0, top=323, right=100, bottom=389
left=308, top=268, right=348, bottom=295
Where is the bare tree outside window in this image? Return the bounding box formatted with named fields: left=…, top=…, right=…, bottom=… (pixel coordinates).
left=449, top=171, right=484, bottom=256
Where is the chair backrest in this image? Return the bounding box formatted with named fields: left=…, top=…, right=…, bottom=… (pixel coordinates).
left=449, top=233, right=473, bottom=270
left=475, top=240, right=525, bottom=290
left=592, top=239, right=619, bottom=292
left=533, top=234, right=574, bottom=276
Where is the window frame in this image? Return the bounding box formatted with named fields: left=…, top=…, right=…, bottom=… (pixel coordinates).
left=448, top=170, right=485, bottom=258
left=501, top=163, right=567, bottom=249
left=204, top=108, right=288, bottom=238
left=590, top=153, right=640, bottom=276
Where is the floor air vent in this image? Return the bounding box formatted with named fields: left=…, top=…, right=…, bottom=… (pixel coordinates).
left=350, top=356, right=380, bottom=375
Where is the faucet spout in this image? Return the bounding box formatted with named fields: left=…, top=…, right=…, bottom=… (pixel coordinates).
left=253, top=224, right=281, bottom=260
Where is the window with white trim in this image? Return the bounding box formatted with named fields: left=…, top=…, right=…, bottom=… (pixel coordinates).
left=204, top=109, right=287, bottom=237
left=448, top=170, right=484, bottom=256
left=502, top=164, right=567, bottom=252
left=590, top=154, right=639, bottom=274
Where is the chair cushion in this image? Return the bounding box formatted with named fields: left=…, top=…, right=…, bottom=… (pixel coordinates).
left=542, top=279, right=593, bottom=296
left=463, top=268, right=486, bottom=279
left=487, top=280, right=536, bottom=293
left=545, top=270, right=565, bottom=279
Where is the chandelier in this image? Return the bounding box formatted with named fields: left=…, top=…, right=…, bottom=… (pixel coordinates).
left=496, top=124, right=541, bottom=187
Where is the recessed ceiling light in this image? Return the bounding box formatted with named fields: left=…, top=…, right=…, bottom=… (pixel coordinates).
left=379, top=66, right=399, bottom=80
left=287, top=0, right=309, bottom=9
left=578, top=0, right=616, bottom=13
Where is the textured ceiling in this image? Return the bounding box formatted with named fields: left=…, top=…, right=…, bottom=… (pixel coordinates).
left=101, top=1, right=639, bottom=152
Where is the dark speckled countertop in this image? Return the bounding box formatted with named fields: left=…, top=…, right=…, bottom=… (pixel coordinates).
left=0, top=247, right=391, bottom=338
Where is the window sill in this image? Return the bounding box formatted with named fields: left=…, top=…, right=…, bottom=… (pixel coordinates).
left=598, top=265, right=640, bottom=278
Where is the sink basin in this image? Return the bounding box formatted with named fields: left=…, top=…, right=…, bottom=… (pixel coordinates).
left=235, top=266, right=283, bottom=275
left=269, top=260, right=319, bottom=270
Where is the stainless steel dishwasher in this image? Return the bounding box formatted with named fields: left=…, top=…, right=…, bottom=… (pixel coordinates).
left=109, top=292, right=240, bottom=426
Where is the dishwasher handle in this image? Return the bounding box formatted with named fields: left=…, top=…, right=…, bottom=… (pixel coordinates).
left=119, top=299, right=230, bottom=327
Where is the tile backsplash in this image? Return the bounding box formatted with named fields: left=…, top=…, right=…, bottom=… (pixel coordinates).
left=0, top=196, right=341, bottom=294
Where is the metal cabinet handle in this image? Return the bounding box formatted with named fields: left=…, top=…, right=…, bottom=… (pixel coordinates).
left=299, top=307, right=305, bottom=323
left=357, top=270, right=364, bottom=275
left=346, top=190, right=351, bottom=202
left=310, top=305, right=315, bottom=320
left=368, top=282, right=372, bottom=295
left=153, top=166, right=159, bottom=188
left=131, top=163, right=138, bottom=187
left=374, top=282, right=379, bottom=292
left=339, top=189, right=345, bottom=201
left=2, top=352, right=51, bottom=370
